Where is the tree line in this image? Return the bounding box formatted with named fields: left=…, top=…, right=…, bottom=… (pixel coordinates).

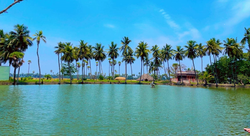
left=1, top=24, right=250, bottom=86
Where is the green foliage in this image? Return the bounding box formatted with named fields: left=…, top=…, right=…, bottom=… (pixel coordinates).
left=237, top=74, right=249, bottom=85
left=199, top=72, right=214, bottom=84
left=107, top=76, right=112, bottom=80
left=61, top=63, right=77, bottom=76
left=44, top=74, right=52, bottom=80
left=98, top=75, right=104, bottom=80
left=114, top=74, right=119, bottom=78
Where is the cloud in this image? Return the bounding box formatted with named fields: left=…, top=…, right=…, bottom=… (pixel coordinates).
left=104, top=24, right=115, bottom=28
left=159, top=9, right=180, bottom=30
left=224, top=0, right=250, bottom=27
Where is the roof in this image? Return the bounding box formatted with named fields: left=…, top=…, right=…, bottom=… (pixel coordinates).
left=115, top=77, right=126, bottom=80
left=176, top=71, right=196, bottom=76
left=136, top=74, right=154, bottom=81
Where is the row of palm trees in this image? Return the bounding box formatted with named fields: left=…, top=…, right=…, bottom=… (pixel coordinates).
left=0, top=24, right=46, bottom=84
left=54, top=27, right=250, bottom=85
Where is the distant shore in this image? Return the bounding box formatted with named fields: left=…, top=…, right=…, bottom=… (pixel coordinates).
left=0, top=79, right=250, bottom=88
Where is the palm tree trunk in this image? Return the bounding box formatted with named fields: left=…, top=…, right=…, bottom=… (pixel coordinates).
left=167, top=59, right=171, bottom=83
left=140, top=58, right=142, bottom=83
left=125, top=62, right=127, bottom=83
left=234, top=59, right=237, bottom=85
left=230, top=59, right=235, bottom=87
left=37, top=44, right=41, bottom=84
left=209, top=55, right=216, bottom=85
left=61, top=53, right=63, bottom=80
left=130, top=63, right=132, bottom=77
left=76, top=61, right=79, bottom=80
left=17, top=67, right=20, bottom=85
left=82, top=60, right=84, bottom=82
left=109, top=62, right=110, bottom=78
left=99, top=60, right=101, bottom=76
left=192, top=59, right=198, bottom=85
left=201, top=57, right=203, bottom=73
left=213, top=54, right=218, bottom=87
left=113, top=59, right=115, bottom=80
left=163, top=61, right=166, bottom=75
left=13, top=67, right=17, bottom=85
left=68, top=62, right=72, bottom=84
left=28, top=64, right=30, bottom=76
left=179, top=60, right=183, bottom=84
left=89, top=60, right=92, bottom=79
left=119, top=65, right=120, bottom=75
left=58, top=54, right=61, bottom=84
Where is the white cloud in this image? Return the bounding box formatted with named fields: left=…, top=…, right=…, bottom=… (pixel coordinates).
left=104, top=24, right=115, bottom=28
left=159, top=9, right=180, bottom=29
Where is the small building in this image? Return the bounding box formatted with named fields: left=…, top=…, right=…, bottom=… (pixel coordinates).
left=136, top=74, right=154, bottom=81
left=0, top=66, right=10, bottom=81
left=172, top=71, right=196, bottom=82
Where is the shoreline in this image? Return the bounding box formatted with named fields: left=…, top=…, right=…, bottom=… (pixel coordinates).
left=1, top=80, right=250, bottom=88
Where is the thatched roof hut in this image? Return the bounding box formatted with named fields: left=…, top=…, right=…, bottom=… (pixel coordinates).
left=136, top=74, right=154, bottom=81
left=115, top=77, right=126, bottom=80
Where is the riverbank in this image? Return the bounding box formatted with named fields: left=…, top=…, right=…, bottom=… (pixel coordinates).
left=1, top=78, right=250, bottom=88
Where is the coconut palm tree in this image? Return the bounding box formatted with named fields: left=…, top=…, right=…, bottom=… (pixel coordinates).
left=135, top=41, right=150, bottom=83
left=78, top=40, right=89, bottom=82
left=120, top=36, right=132, bottom=83
left=87, top=45, right=93, bottom=78
left=0, top=31, right=14, bottom=66
left=172, top=63, right=179, bottom=77
left=151, top=45, right=162, bottom=79
left=54, top=45, right=61, bottom=83
left=73, top=46, right=80, bottom=79
left=96, top=61, right=98, bottom=79
left=195, top=43, right=206, bottom=73
left=9, top=51, right=24, bottom=85
left=174, top=46, right=185, bottom=84
left=93, top=43, right=106, bottom=76
left=55, top=42, right=65, bottom=80
left=33, top=30, right=46, bottom=84
left=108, top=58, right=111, bottom=77
left=144, top=55, right=150, bottom=74
left=161, top=44, right=174, bottom=83
left=118, top=61, right=121, bottom=75
left=27, top=60, right=31, bottom=76
left=77, top=62, right=81, bottom=80
left=108, top=41, right=119, bottom=79
left=241, top=27, right=250, bottom=49
left=61, top=42, right=74, bottom=84
left=223, top=38, right=243, bottom=87
left=185, top=40, right=198, bottom=85
left=126, top=48, right=135, bottom=77
left=84, top=59, right=88, bottom=78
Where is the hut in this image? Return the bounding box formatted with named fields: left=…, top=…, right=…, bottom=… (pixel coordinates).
left=171, top=70, right=196, bottom=82
left=115, top=77, right=126, bottom=80
left=136, top=74, right=154, bottom=81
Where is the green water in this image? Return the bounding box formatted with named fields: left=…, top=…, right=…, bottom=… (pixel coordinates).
left=0, top=85, right=250, bottom=135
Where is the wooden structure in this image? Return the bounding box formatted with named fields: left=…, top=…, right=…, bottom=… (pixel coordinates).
left=171, top=70, right=196, bottom=82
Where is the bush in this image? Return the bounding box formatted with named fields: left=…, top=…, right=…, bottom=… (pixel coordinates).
left=115, top=74, right=119, bottom=78
left=107, top=76, right=112, bottom=80
left=83, top=78, right=87, bottom=80
left=99, top=75, right=104, bottom=80
left=44, top=74, right=52, bottom=80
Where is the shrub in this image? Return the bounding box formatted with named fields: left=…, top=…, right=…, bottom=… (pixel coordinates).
left=107, top=76, right=112, bottom=80
left=99, top=75, right=104, bottom=80
left=115, top=74, right=119, bottom=78
left=83, top=78, right=87, bottom=80
left=44, top=74, right=52, bottom=80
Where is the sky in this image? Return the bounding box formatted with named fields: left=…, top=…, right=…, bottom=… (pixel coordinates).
left=1, top=0, right=250, bottom=76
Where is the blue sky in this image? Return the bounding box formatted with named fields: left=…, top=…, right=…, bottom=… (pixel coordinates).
left=1, top=0, right=250, bottom=76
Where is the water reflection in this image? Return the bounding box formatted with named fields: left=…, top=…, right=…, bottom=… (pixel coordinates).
left=0, top=85, right=250, bottom=135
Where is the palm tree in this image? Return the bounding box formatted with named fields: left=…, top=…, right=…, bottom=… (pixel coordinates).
left=195, top=43, right=206, bottom=73
left=84, top=59, right=88, bottom=78
left=185, top=40, right=198, bottom=85
left=33, top=31, right=46, bottom=84
left=73, top=46, right=80, bottom=79
left=151, top=45, right=162, bottom=80
left=78, top=40, right=89, bottom=82
left=149, top=61, right=156, bottom=82
left=54, top=45, right=61, bottom=83
left=77, top=62, right=81, bottom=80
left=96, top=61, right=98, bottom=79
left=93, top=43, right=106, bottom=76
left=144, top=56, right=150, bottom=74
left=125, top=48, right=135, bottom=77
left=161, top=44, right=174, bottom=83
left=108, top=58, right=111, bottom=77
left=174, top=46, right=185, bottom=84
left=120, top=36, right=132, bottom=83
left=223, top=38, right=243, bottom=87
left=61, top=42, right=74, bottom=84
left=9, top=52, right=24, bottom=85
left=55, top=42, right=65, bottom=80
left=0, top=31, right=14, bottom=66
left=135, top=41, right=150, bottom=83
left=87, top=45, right=93, bottom=79
left=108, top=41, right=119, bottom=79
left=27, top=60, right=31, bottom=76
left=172, top=63, right=179, bottom=78
left=241, top=27, right=250, bottom=49
left=118, top=61, right=121, bottom=75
